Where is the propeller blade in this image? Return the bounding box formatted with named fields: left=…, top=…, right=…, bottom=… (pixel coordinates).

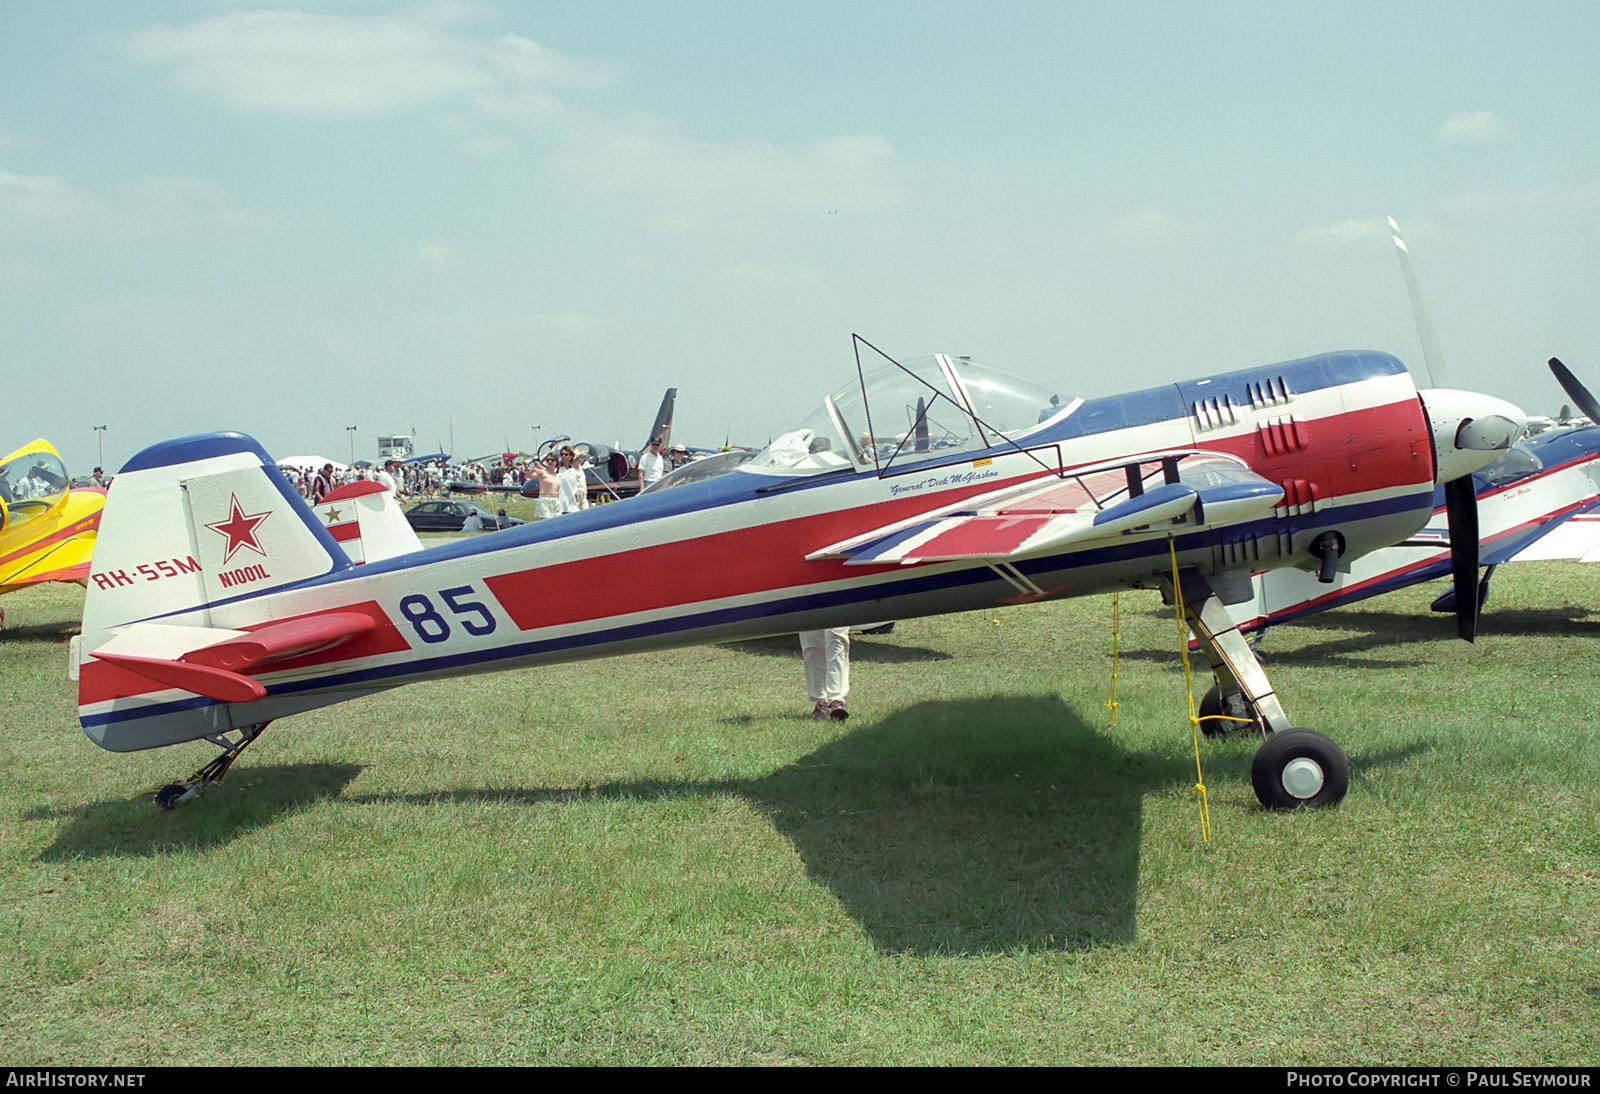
left=1444, top=475, right=1480, bottom=642
left=1549, top=358, right=1600, bottom=423
left=1390, top=216, right=1451, bottom=389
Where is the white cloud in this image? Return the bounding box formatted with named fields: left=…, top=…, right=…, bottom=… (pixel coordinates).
left=420, top=242, right=457, bottom=267
left=511, top=311, right=617, bottom=342
left=1439, top=110, right=1505, bottom=141
left=1099, top=207, right=1221, bottom=244
left=555, top=121, right=905, bottom=229
left=1297, top=217, right=1390, bottom=244
left=119, top=11, right=607, bottom=116
left=114, top=11, right=904, bottom=232
left=0, top=169, right=94, bottom=222
left=128, top=177, right=290, bottom=232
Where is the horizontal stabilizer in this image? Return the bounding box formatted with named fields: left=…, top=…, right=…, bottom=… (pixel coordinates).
left=90, top=651, right=267, bottom=703
left=185, top=612, right=378, bottom=670
left=87, top=611, right=377, bottom=703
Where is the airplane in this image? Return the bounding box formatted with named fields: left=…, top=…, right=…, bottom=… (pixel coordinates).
left=0, top=439, right=105, bottom=626
left=67, top=337, right=1525, bottom=812
left=1219, top=359, right=1600, bottom=667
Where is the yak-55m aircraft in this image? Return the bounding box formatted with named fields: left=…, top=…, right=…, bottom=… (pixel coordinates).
left=1, top=439, right=104, bottom=626
left=70, top=338, right=1525, bottom=810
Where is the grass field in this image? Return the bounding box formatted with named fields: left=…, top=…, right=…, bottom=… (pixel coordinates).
left=1, top=562, right=1596, bottom=1065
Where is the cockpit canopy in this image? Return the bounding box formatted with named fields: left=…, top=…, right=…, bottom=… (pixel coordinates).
left=748, top=352, right=1073, bottom=477
left=0, top=446, right=71, bottom=533
left=1475, top=441, right=1543, bottom=488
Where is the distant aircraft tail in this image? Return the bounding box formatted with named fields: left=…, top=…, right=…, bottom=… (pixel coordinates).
left=314, top=480, right=423, bottom=565
left=646, top=387, right=677, bottom=449
left=75, top=433, right=358, bottom=751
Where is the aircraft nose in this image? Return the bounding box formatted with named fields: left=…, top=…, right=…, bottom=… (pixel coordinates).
left=1420, top=388, right=1528, bottom=483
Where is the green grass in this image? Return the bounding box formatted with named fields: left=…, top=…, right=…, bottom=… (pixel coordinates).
left=1, top=567, right=1596, bottom=1065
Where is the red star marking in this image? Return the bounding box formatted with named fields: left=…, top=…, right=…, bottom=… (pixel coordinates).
left=206, top=494, right=272, bottom=565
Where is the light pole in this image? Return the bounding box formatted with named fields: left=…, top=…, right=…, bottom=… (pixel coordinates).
left=346, top=425, right=358, bottom=465
left=531, top=424, right=543, bottom=452
left=93, top=424, right=107, bottom=471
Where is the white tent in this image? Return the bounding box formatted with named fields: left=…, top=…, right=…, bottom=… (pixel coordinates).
left=277, top=455, right=348, bottom=472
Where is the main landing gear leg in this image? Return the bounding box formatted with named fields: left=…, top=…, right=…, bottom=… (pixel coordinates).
left=147, top=722, right=272, bottom=810
left=1159, top=571, right=1348, bottom=809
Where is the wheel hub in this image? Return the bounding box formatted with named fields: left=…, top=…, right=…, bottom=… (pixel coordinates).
left=1281, top=757, right=1326, bottom=799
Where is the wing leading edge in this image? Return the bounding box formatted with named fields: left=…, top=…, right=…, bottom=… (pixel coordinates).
left=807, top=454, right=1284, bottom=566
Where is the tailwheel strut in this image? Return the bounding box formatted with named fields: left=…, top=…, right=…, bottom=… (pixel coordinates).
left=144, top=722, right=272, bottom=810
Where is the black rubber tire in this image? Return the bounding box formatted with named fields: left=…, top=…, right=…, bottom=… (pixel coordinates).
left=1251, top=729, right=1350, bottom=809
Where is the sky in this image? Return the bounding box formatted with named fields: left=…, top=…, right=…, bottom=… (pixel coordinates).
left=4, top=0, right=1598, bottom=474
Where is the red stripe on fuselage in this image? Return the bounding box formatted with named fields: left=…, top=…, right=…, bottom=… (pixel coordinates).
left=482, top=479, right=1033, bottom=632
left=481, top=395, right=1431, bottom=634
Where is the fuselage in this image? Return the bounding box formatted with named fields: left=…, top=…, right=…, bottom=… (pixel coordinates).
left=78, top=350, right=1443, bottom=752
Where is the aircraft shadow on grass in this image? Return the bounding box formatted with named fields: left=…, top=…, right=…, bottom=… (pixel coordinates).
left=32, top=764, right=364, bottom=861
left=385, top=694, right=1200, bottom=954
left=33, top=696, right=1416, bottom=955
left=4, top=619, right=83, bottom=645
left=35, top=696, right=1202, bottom=953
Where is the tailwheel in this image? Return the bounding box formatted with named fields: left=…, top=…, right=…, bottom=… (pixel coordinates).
left=1196, top=684, right=1264, bottom=738
left=144, top=722, right=271, bottom=810
left=1251, top=728, right=1349, bottom=810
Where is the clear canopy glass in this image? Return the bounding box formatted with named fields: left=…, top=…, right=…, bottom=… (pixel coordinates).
left=748, top=353, right=1072, bottom=477
left=0, top=448, right=70, bottom=531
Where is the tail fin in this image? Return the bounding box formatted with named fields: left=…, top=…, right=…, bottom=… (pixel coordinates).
left=314, top=480, right=423, bottom=564
left=82, top=433, right=350, bottom=634
left=645, top=387, right=677, bottom=449
left=76, top=433, right=355, bottom=751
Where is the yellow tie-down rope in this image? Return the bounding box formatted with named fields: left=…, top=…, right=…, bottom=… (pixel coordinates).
left=1167, top=537, right=1212, bottom=843
left=1105, top=592, right=1120, bottom=726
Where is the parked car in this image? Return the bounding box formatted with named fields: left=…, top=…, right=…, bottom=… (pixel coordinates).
left=403, top=500, right=524, bottom=532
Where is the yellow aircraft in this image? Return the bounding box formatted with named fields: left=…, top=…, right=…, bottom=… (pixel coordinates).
left=0, top=439, right=104, bottom=624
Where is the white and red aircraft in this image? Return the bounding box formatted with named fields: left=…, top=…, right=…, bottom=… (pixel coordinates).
left=69, top=337, right=1525, bottom=811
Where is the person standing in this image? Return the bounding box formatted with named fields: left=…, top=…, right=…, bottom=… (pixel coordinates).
left=799, top=627, right=850, bottom=720
left=530, top=454, right=562, bottom=519
left=557, top=446, right=589, bottom=513
left=312, top=463, right=335, bottom=505
left=637, top=438, right=668, bottom=490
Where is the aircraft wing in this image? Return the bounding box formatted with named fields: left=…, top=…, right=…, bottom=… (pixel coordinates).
left=1503, top=511, right=1600, bottom=563
left=808, top=455, right=1283, bottom=565
left=0, top=536, right=95, bottom=588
